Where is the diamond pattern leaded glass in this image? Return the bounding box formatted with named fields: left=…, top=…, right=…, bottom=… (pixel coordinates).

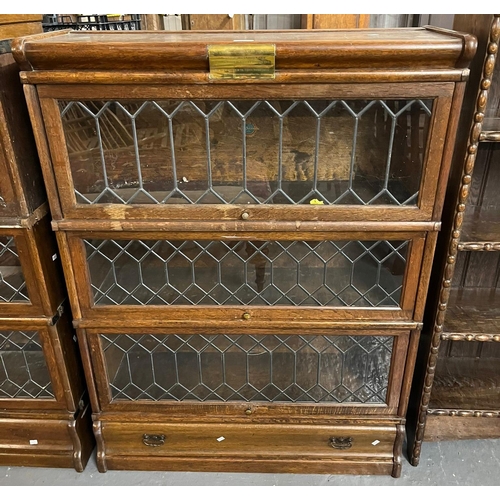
left=59, top=99, right=433, bottom=206
left=101, top=333, right=394, bottom=403
left=0, top=236, right=30, bottom=303
left=86, top=239, right=408, bottom=307
left=0, top=330, right=54, bottom=399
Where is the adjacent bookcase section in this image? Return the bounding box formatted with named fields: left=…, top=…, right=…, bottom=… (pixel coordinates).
left=408, top=15, right=500, bottom=464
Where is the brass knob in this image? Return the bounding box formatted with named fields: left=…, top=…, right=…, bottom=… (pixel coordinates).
left=241, top=212, right=249, bottom=220
left=245, top=408, right=252, bottom=415
left=242, top=312, right=251, bottom=320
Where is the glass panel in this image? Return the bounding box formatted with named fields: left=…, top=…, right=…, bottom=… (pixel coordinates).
left=0, top=330, right=54, bottom=399
left=60, top=99, right=433, bottom=206
left=85, top=239, right=409, bottom=307
left=0, top=236, right=30, bottom=303
left=101, top=333, right=394, bottom=403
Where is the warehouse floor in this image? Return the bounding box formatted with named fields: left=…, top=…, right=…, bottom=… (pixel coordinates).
left=1, top=438, right=499, bottom=486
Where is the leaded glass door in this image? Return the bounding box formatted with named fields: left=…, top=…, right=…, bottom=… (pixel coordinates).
left=38, top=83, right=454, bottom=223
left=88, top=328, right=411, bottom=414
left=0, top=321, right=70, bottom=411
left=64, top=231, right=427, bottom=323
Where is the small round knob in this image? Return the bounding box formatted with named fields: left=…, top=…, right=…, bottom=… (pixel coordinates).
left=245, top=408, right=252, bottom=415
left=241, top=212, right=249, bottom=220
left=242, top=312, right=251, bottom=320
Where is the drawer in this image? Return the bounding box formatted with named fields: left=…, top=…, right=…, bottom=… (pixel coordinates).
left=0, top=417, right=74, bottom=468
left=103, top=421, right=396, bottom=458
left=0, top=406, right=94, bottom=470
left=100, top=421, right=398, bottom=474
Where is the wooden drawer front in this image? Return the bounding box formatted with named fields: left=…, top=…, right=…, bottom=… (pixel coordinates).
left=102, top=421, right=396, bottom=460
left=0, top=417, right=73, bottom=452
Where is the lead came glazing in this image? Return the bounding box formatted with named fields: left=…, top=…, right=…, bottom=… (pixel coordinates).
left=59, top=99, right=433, bottom=206
left=0, top=237, right=30, bottom=303
left=0, top=330, right=54, bottom=399
left=86, top=239, right=408, bottom=307
left=101, top=333, right=394, bottom=403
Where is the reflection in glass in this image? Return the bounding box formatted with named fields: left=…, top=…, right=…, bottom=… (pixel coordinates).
left=0, top=236, right=29, bottom=303
left=60, top=99, right=433, bottom=206
left=0, top=330, right=53, bottom=399
left=101, top=333, right=394, bottom=403
left=86, top=239, right=408, bottom=307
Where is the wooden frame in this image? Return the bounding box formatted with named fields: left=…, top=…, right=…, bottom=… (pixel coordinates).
left=0, top=50, right=46, bottom=221
left=34, top=85, right=454, bottom=224
left=0, top=312, right=83, bottom=413
left=407, top=15, right=500, bottom=465
left=12, top=28, right=475, bottom=477
left=57, top=230, right=430, bottom=327
left=84, top=327, right=411, bottom=416
left=0, top=214, right=66, bottom=318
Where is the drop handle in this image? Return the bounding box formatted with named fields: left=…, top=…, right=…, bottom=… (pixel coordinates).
left=142, top=434, right=166, bottom=447
left=329, top=437, right=353, bottom=449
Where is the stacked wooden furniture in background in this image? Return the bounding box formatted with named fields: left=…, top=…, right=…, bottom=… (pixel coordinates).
left=13, top=27, right=474, bottom=476
left=408, top=14, right=500, bottom=464
left=0, top=15, right=93, bottom=470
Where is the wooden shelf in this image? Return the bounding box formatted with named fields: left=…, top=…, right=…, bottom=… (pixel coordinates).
left=429, top=355, right=500, bottom=411
left=480, top=117, right=500, bottom=140
left=443, top=288, right=500, bottom=338
left=479, top=130, right=500, bottom=142
left=459, top=204, right=500, bottom=250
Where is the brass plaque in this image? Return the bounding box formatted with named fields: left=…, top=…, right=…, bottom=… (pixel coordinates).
left=208, top=43, right=276, bottom=80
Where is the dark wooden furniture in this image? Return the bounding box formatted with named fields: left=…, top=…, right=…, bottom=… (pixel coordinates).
left=0, top=23, right=93, bottom=470
left=408, top=15, right=500, bottom=464
left=13, top=28, right=475, bottom=477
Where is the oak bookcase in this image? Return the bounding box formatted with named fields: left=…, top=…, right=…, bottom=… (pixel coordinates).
left=12, top=27, right=475, bottom=476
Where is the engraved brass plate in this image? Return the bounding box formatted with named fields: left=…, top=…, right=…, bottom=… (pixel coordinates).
left=208, top=44, right=276, bottom=80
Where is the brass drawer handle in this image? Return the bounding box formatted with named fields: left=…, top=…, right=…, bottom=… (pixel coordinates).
left=142, top=434, right=166, bottom=447
left=329, top=437, right=353, bottom=449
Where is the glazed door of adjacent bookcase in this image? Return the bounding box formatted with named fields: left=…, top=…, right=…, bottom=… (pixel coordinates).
left=85, top=328, right=412, bottom=416
left=62, top=231, right=429, bottom=326
left=0, top=223, right=66, bottom=317
left=0, top=321, right=76, bottom=411
left=36, top=83, right=455, bottom=222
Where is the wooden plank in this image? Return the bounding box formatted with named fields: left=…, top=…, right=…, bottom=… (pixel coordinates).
left=302, top=14, right=370, bottom=30
left=0, top=15, right=42, bottom=40
left=429, top=355, right=500, bottom=410
left=183, top=14, right=245, bottom=31
left=11, top=28, right=473, bottom=76
left=424, top=414, right=500, bottom=441
left=444, top=287, right=500, bottom=336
